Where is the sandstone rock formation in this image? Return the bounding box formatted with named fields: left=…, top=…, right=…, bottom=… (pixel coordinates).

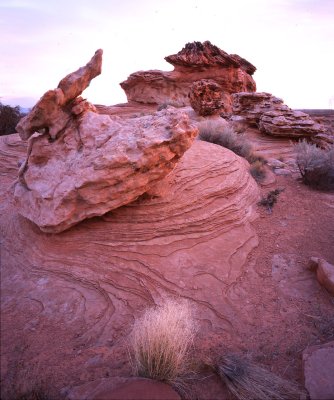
left=309, top=257, right=334, bottom=296
left=16, top=49, right=103, bottom=141
left=13, top=51, right=198, bottom=233
left=232, top=92, right=332, bottom=146
left=120, top=41, right=256, bottom=112
left=232, top=92, right=288, bottom=126
left=1, top=133, right=260, bottom=399
left=303, top=341, right=334, bottom=399
left=189, top=79, right=229, bottom=116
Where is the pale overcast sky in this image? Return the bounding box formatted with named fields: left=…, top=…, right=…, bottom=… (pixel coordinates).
left=1, top=0, right=333, bottom=109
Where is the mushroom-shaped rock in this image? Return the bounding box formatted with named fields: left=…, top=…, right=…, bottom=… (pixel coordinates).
left=120, top=41, right=256, bottom=112
left=13, top=51, right=198, bottom=233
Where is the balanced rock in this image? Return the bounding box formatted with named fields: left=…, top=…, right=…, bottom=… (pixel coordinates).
left=120, top=41, right=256, bottom=112
left=13, top=51, right=198, bottom=233
left=189, top=79, right=229, bottom=116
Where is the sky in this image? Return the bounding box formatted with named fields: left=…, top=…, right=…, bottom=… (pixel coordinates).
left=1, top=0, right=334, bottom=109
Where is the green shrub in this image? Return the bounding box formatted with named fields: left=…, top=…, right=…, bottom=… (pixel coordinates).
left=0, top=102, right=23, bottom=136
left=295, top=140, right=334, bottom=190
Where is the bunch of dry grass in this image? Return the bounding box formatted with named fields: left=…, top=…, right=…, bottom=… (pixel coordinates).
left=209, top=354, right=304, bottom=400
left=198, top=120, right=253, bottom=160
left=295, top=140, right=334, bottom=190
left=130, top=298, right=196, bottom=390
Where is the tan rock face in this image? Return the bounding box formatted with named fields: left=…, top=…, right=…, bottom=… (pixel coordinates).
left=13, top=51, right=198, bottom=233
left=120, top=41, right=256, bottom=112
left=232, top=92, right=331, bottom=146
left=189, top=79, right=229, bottom=116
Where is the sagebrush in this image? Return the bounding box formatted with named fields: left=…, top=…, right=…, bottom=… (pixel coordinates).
left=295, top=140, right=334, bottom=190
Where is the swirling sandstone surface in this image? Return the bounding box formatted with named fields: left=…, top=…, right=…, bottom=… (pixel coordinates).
left=1, top=135, right=258, bottom=355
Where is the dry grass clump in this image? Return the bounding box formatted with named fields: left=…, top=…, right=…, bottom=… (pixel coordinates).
left=198, top=120, right=268, bottom=182
left=130, top=298, right=196, bottom=390
left=295, top=140, right=334, bottom=190
left=198, top=120, right=252, bottom=160
left=209, top=354, right=304, bottom=400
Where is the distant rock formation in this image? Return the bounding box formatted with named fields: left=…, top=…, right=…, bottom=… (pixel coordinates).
left=13, top=50, right=198, bottom=233
left=120, top=41, right=256, bottom=112
left=232, top=92, right=332, bottom=147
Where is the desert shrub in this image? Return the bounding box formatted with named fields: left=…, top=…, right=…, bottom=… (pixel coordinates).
left=258, top=188, right=284, bottom=212
left=0, top=102, right=23, bottom=136
left=295, top=140, right=334, bottom=190
left=209, top=354, right=304, bottom=400
left=249, top=160, right=267, bottom=183
left=198, top=120, right=252, bottom=160
left=130, top=298, right=196, bottom=390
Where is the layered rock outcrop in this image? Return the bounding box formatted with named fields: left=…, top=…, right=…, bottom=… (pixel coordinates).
left=232, top=92, right=331, bottom=146
left=14, top=51, right=198, bottom=233
left=120, top=41, right=256, bottom=112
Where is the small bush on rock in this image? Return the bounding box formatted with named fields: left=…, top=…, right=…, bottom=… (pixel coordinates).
left=295, top=140, right=334, bottom=190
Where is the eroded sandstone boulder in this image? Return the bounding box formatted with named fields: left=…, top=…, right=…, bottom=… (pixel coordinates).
left=189, top=79, right=229, bottom=116
left=120, top=41, right=256, bottom=112
left=232, top=92, right=331, bottom=146
left=13, top=51, right=198, bottom=233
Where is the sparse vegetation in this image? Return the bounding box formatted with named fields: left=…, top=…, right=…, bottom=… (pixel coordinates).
left=198, top=120, right=267, bottom=182
left=0, top=102, right=23, bottom=136
left=157, top=100, right=184, bottom=110
left=130, top=298, right=196, bottom=391
left=258, top=188, right=284, bottom=212
left=207, top=354, right=304, bottom=400
left=295, top=140, right=334, bottom=190
left=130, top=300, right=305, bottom=399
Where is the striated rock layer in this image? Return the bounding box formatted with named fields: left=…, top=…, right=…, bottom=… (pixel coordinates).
left=13, top=50, right=198, bottom=233
left=120, top=41, right=256, bottom=112
left=1, top=136, right=259, bottom=346
left=232, top=92, right=332, bottom=147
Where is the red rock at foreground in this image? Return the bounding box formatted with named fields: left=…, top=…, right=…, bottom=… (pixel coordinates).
left=13, top=51, right=198, bottom=233
left=120, top=41, right=256, bottom=112
left=303, top=341, right=334, bottom=400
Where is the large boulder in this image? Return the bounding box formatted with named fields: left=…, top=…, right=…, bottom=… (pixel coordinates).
left=13, top=51, right=198, bottom=233
left=120, top=41, right=256, bottom=112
